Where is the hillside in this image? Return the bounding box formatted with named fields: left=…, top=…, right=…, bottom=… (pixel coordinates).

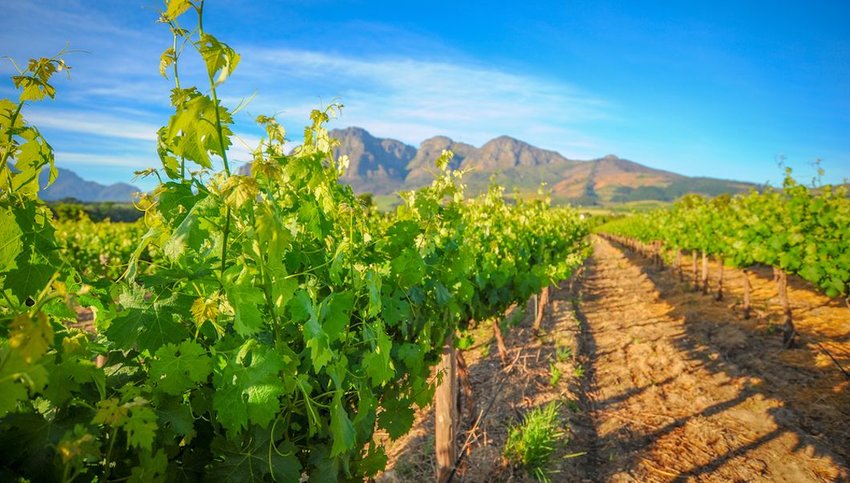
left=329, top=127, right=758, bottom=203
left=39, top=167, right=140, bottom=202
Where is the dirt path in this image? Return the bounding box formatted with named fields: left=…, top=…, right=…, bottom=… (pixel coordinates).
left=379, top=236, right=850, bottom=482
left=566, top=237, right=849, bottom=482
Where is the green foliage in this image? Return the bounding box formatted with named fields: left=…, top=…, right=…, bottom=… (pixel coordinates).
left=0, top=3, right=590, bottom=481
left=599, top=173, right=850, bottom=298
left=548, top=362, right=562, bottom=387
left=50, top=200, right=143, bottom=222
left=504, top=402, right=565, bottom=482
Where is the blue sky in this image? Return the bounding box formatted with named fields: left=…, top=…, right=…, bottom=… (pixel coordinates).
left=2, top=0, right=848, bottom=190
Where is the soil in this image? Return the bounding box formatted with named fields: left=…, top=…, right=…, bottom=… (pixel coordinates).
left=376, top=236, right=850, bottom=482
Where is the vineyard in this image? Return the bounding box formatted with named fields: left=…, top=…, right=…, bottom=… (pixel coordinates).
left=598, top=181, right=850, bottom=348
left=3, top=2, right=850, bottom=482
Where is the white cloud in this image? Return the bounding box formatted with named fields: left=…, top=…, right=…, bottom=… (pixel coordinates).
left=54, top=151, right=154, bottom=168
left=27, top=109, right=160, bottom=142
left=4, top=0, right=616, bottom=169
left=232, top=48, right=613, bottom=157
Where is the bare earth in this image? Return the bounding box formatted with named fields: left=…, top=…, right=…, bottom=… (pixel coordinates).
left=379, top=236, right=850, bottom=482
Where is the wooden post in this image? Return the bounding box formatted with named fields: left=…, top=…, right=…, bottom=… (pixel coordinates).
left=692, top=251, right=699, bottom=291
left=742, top=269, right=752, bottom=319
left=493, top=318, right=508, bottom=365
left=435, top=334, right=457, bottom=482
left=532, top=286, right=550, bottom=336
left=675, top=250, right=683, bottom=281
left=457, top=349, right=474, bottom=423
left=658, top=243, right=665, bottom=269
left=775, top=268, right=796, bottom=348
left=532, top=294, right=538, bottom=321
left=701, top=250, right=709, bottom=295
left=715, top=257, right=724, bottom=301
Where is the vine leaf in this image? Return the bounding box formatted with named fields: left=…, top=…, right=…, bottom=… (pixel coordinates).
left=150, top=340, right=212, bottom=395
left=213, top=343, right=286, bottom=434
left=227, top=283, right=265, bottom=336
left=0, top=344, right=49, bottom=417
left=329, top=391, right=355, bottom=457
left=208, top=428, right=301, bottom=483
left=106, top=293, right=190, bottom=353
left=292, top=290, right=333, bottom=372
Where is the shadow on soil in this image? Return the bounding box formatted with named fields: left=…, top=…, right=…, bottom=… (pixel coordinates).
left=575, top=239, right=850, bottom=481
left=382, top=301, right=584, bottom=482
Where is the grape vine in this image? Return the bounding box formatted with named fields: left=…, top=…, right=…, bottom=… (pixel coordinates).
left=0, top=2, right=590, bottom=481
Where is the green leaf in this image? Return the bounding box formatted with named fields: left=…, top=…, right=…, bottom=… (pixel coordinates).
left=362, top=322, right=393, bottom=387
left=124, top=405, right=158, bottom=450
left=0, top=344, right=48, bottom=417
left=213, top=343, right=286, bottom=434
left=164, top=88, right=233, bottom=168
left=365, top=270, right=382, bottom=317
left=227, top=283, right=266, bottom=336
left=159, top=48, right=176, bottom=78
left=163, top=200, right=210, bottom=260
left=208, top=428, right=301, bottom=483
left=291, top=290, right=332, bottom=372
left=8, top=312, right=53, bottom=363
left=107, top=298, right=190, bottom=353
left=43, top=355, right=103, bottom=406
left=5, top=263, right=54, bottom=302
left=321, top=291, right=353, bottom=342
left=0, top=207, right=23, bottom=272
left=377, top=395, right=414, bottom=440
left=155, top=397, right=195, bottom=438
left=164, top=0, right=192, bottom=20
left=129, top=450, right=169, bottom=483
left=357, top=444, right=388, bottom=477
left=150, top=340, right=212, bottom=395
left=197, top=33, right=241, bottom=85
left=396, top=342, right=424, bottom=375
left=329, top=391, right=356, bottom=457
left=391, top=248, right=425, bottom=288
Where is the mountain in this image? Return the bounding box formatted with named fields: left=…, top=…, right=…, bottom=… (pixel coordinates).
left=39, top=168, right=140, bottom=202
left=330, top=127, right=416, bottom=193
left=327, top=127, right=758, bottom=204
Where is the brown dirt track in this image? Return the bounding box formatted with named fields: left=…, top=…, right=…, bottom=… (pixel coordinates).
left=379, top=236, right=850, bottom=482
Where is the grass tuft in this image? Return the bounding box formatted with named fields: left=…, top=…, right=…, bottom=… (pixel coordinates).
left=504, top=402, right=564, bottom=481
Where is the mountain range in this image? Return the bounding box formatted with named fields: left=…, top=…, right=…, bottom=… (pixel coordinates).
left=330, top=127, right=757, bottom=203
left=39, top=168, right=140, bottom=203
left=42, top=127, right=758, bottom=205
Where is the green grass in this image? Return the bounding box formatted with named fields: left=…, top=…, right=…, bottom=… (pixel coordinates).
left=549, top=363, right=562, bottom=388
left=504, top=402, right=564, bottom=482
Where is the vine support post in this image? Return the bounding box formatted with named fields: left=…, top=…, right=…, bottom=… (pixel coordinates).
left=494, top=318, right=508, bottom=365
left=435, top=333, right=458, bottom=483
left=692, top=251, right=699, bottom=291
left=676, top=249, right=684, bottom=282
left=657, top=242, right=664, bottom=269
left=715, top=257, right=724, bottom=301
left=701, top=250, right=709, bottom=295
left=775, top=268, right=796, bottom=348
left=532, top=293, right=538, bottom=322
left=742, top=268, right=752, bottom=319
left=532, top=286, right=550, bottom=336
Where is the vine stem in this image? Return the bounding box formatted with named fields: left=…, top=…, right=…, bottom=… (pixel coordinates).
left=102, top=427, right=119, bottom=482
left=195, top=0, right=232, bottom=283
left=169, top=24, right=187, bottom=179
left=0, top=101, right=25, bottom=188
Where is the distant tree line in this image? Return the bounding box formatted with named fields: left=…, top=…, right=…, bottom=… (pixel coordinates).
left=48, top=198, right=143, bottom=222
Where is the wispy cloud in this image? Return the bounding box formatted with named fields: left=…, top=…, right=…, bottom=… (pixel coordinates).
left=3, top=0, right=616, bottom=180
left=53, top=151, right=155, bottom=168
left=27, top=108, right=160, bottom=142
left=233, top=48, right=614, bottom=156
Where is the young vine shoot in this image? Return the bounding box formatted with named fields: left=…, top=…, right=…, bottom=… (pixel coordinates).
left=0, top=1, right=589, bottom=481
